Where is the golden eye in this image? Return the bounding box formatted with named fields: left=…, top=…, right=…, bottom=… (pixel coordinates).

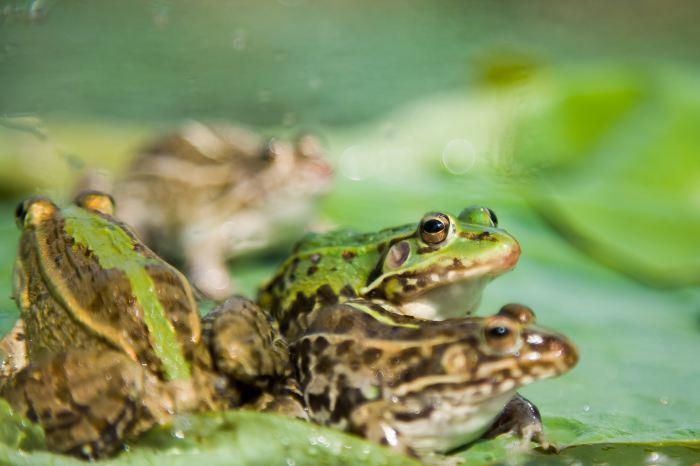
left=261, top=139, right=282, bottom=162
left=74, top=191, right=115, bottom=216
left=458, top=206, right=498, bottom=227
left=497, top=303, right=536, bottom=325
left=15, top=197, right=56, bottom=228
left=420, top=213, right=450, bottom=244
left=483, top=317, right=520, bottom=354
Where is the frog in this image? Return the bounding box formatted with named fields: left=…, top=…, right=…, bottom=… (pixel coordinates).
left=258, top=207, right=521, bottom=338
left=289, top=300, right=578, bottom=459
left=0, top=192, right=289, bottom=459
left=86, top=121, right=333, bottom=300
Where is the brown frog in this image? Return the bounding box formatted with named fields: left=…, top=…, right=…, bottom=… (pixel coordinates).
left=0, top=192, right=288, bottom=459
left=289, top=300, right=578, bottom=459
left=94, top=121, right=333, bottom=300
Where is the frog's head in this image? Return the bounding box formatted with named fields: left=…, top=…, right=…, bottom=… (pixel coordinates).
left=393, top=304, right=578, bottom=453
left=259, top=133, right=333, bottom=195
left=362, top=206, right=520, bottom=319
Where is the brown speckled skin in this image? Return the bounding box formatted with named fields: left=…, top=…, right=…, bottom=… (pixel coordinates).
left=289, top=300, right=578, bottom=457
left=0, top=195, right=289, bottom=459
left=111, top=122, right=332, bottom=300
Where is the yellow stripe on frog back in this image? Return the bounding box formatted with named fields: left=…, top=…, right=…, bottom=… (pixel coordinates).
left=345, top=301, right=419, bottom=329
left=61, top=205, right=191, bottom=381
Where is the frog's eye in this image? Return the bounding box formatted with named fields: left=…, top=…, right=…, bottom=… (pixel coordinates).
left=294, top=134, right=324, bottom=159
left=483, top=317, right=520, bottom=353
left=458, top=206, right=498, bottom=228
left=261, top=139, right=283, bottom=162
left=15, top=197, right=56, bottom=228
left=497, top=303, right=536, bottom=325
left=74, top=191, right=115, bottom=216
left=420, top=213, right=450, bottom=244
left=14, top=199, right=30, bottom=227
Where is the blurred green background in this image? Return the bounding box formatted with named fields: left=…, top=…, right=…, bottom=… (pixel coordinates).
left=1, top=1, right=699, bottom=465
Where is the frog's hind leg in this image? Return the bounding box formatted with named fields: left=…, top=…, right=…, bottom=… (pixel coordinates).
left=1, top=350, right=171, bottom=459
left=202, top=296, right=290, bottom=393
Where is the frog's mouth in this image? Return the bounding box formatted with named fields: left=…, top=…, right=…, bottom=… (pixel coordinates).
left=383, top=246, right=520, bottom=320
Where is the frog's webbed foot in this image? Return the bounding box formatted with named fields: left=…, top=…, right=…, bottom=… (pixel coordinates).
left=481, top=393, right=554, bottom=451
left=202, top=297, right=290, bottom=391
left=1, top=350, right=172, bottom=459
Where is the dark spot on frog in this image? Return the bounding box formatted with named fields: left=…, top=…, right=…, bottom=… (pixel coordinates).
left=393, top=405, right=435, bottom=422
left=329, top=266, right=337, bottom=272
left=307, top=265, right=318, bottom=276
left=376, top=242, right=386, bottom=253
left=288, top=258, right=300, bottom=281
left=416, top=276, right=428, bottom=288
left=342, top=250, right=356, bottom=262
left=362, top=348, right=383, bottom=365
left=403, top=284, right=417, bottom=293
left=331, top=383, right=370, bottom=424
left=314, top=355, right=334, bottom=375
left=417, top=246, right=438, bottom=254
left=316, top=284, right=338, bottom=307
left=308, top=393, right=328, bottom=412
left=313, top=336, right=329, bottom=353
left=334, top=315, right=356, bottom=333
left=452, top=258, right=464, bottom=268
left=398, top=347, right=421, bottom=360
left=288, top=292, right=316, bottom=323
left=397, top=356, right=446, bottom=385
left=335, top=340, right=353, bottom=356
left=339, top=285, right=356, bottom=298
left=310, top=253, right=321, bottom=264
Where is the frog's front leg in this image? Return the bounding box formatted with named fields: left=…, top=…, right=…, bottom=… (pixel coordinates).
left=1, top=350, right=175, bottom=460
left=347, top=400, right=420, bottom=458
left=0, top=319, right=27, bottom=381
left=183, top=226, right=236, bottom=300
left=481, top=393, right=553, bottom=450
left=202, top=296, right=290, bottom=390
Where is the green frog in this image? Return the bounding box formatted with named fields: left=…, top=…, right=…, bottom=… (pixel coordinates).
left=0, top=192, right=288, bottom=459
left=290, top=300, right=578, bottom=459
left=258, top=207, right=520, bottom=338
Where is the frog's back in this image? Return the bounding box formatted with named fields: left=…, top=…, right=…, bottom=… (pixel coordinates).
left=293, top=224, right=413, bottom=255
left=17, top=198, right=201, bottom=377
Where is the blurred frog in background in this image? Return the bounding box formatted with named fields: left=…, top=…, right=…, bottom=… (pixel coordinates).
left=85, top=121, right=333, bottom=300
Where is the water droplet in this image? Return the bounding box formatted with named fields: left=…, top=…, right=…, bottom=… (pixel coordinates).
left=442, top=138, right=477, bottom=175
left=659, top=396, right=669, bottom=405
left=338, top=145, right=387, bottom=181
left=286, top=459, right=296, bottom=466
left=645, top=451, right=678, bottom=466
left=258, top=90, right=271, bottom=103
left=308, top=77, right=322, bottom=90
left=232, top=29, right=248, bottom=50
left=282, top=112, right=297, bottom=127
left=172, top=430, right=185, bottom=439
left=582, top=404, right=591, bottom=412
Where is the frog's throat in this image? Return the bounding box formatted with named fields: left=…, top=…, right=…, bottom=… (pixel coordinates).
left=61, top=205, right=192, bottom=381
left=362, top=248, right=519, bottom=319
